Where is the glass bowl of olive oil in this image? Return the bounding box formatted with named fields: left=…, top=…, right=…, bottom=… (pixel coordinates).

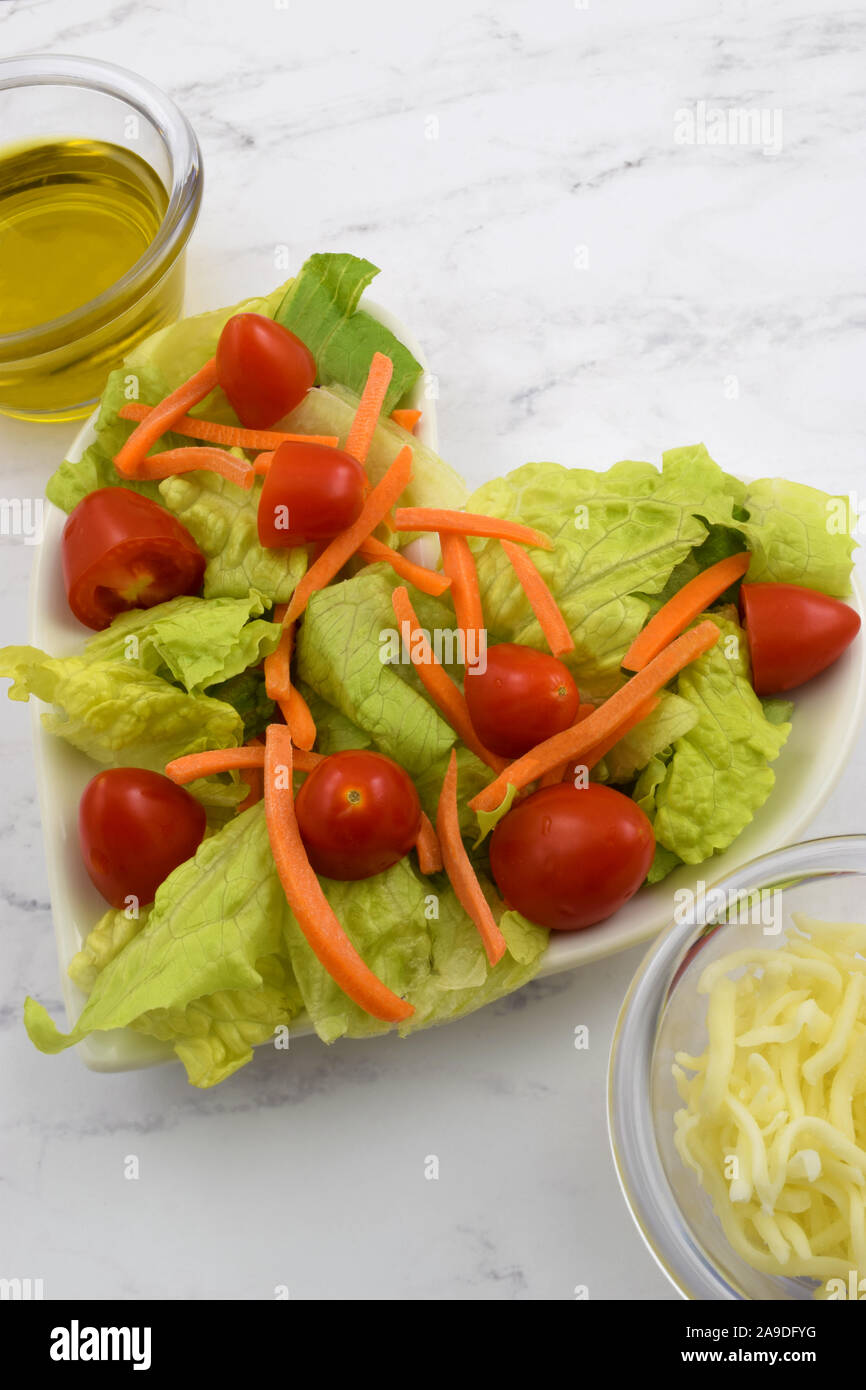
left=0, top=54, right=202, bottom=422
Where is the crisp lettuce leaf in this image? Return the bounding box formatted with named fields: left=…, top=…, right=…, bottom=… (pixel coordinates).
left=295, top=681, right=372, bottom=754
left=633, top=755, right=683, bottom=883
left=68, top=905, right=152, bottom=994
left=596, top=691, right=699, bottom=784
left=739, top=476, right=855, bottom=596
left=468, top=450, right=743, bottom=697
left=159, top=472, right=307, bottom=602
left=0, top=644, right=242, bottom=770
left=83, top=592, right=280, bottom=694
left=131, top=953, right=302, bottom=1088
left=296, top=567, right=456, bottom=775
left=25, top=805, right=289, bottom=1055
left=275, top=254, right=422, bottom=412
left=284, top=383, right=466, bottom=514
left=280, top=852, right=547, bottom=1043
left=649, top=614, right=791, bottom=864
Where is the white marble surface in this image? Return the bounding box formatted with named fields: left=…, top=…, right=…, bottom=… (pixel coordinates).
left=1, top=0, right=865, bottom=1300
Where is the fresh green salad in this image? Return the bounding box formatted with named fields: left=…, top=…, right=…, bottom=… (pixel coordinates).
left=1, top=251, right=859, bottom=1088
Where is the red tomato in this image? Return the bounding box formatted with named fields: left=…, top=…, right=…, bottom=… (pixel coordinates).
left=79, top=769, right=206, bottom=909
left=216, top=313, right=316, bottom=428
left=295, top=750, right=422, bottom=881
left=62, top=489, right=205, bottom=631
left=464, top=642, right=580, bottom=758
left=489, top=783, right=655, bottom=931
left=740, top=582, right=861, bottom=694
left=257, top=441, right=366, bottom=547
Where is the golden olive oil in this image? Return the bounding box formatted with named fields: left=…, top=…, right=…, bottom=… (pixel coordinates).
left=0, top=138, right=167, bottom=332
left=0, top=138, right=186, bottom=421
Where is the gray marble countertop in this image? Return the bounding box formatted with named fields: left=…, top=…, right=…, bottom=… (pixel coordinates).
left=1, top=0, right=864, bottom=1300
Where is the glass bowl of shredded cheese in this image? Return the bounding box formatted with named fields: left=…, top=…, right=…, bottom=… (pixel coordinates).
left=609, top=835, right=866, bottom=1300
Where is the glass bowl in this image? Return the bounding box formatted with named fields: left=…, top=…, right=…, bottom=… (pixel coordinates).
left=608, top=834, right=866, bottom=1300
left=0, top=54, right=202, bottom=421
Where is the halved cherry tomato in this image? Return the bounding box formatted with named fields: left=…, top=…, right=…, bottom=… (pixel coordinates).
left=257, top=441, right=366, bottom=548
left=740, top=582, right=861, bottom=694
left=79, top=768, right=206, bottom=909
left=62, top=488, right=205, bottom=631
left=464, top=642, right=580, bottom=758
left=216, top=313, right=316, bottom=429
left=295, top=749, right=422, bottom=881
left=489, top=783, right=654, bottom=931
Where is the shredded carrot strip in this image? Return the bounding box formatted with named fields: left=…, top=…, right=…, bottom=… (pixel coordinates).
left=390, top=408, right=421, bottom=432
left=114, top=358, right=219, bottom=477
left=129, top=446, right=254, bottom=489
left=623, top=551, right=752, bottom=671
left=118, top=403, right=337, bottom=451
left=393, top=508, right=552, bottom=551
left=254, top=451, right=275, bottom=475
left=537, top=705, right=595, bottom=787
left=358, top=535, right=451, bottom=596
left=280, top=689, right=316, bottom=751
left=439, top=532, right=484, bottom=638
left=415, top=812, right=443, bottom=874
left=437, top=750, right=506, bottom=966
left=264, top=725, right=413, bottom=1022
left=264, top=607, right=292, bottom=701
left=166, top=747, right=265, bottom=783
left=470, top=621, right=721, bottom=813
left=237, top=767, right=264, bottom=811
left=391, top=585, right=506, bottom=773
left=284, top=446, right=413, bottom=623
left=345, top=352, right=393, bottom=464
left=499, top=539, right=574, bottom=658
left=573, top=695, right=660, bottom=778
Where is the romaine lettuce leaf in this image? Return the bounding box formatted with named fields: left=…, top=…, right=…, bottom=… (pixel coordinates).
left=68, top=904, right=152, bottom=994
left=159, top=471, right=307, bottom=602
left=275, top=254, right=422, bottom=412
left=83, top=592, right=280, bottom=694
left=206, top=668, right=275, bottom=742
left=596, top=690, right=699, bottom=784
left=739, top=476, right=855, bottom=596
left=649, top=614, right=791, bottom=864
left=468, top=450, right=743, bottom=697
left=0, top=644, right=242, bottom=770
left=296, top=567, right=457, bottom=775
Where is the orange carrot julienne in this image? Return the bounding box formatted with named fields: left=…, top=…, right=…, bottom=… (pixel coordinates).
left=345, top=352, right=393, bottom=465
left=280, top=689, right=317, bottom=751
left=437, top=750, right=506, bottom=966
left=130, top=446, right=254, bottom=489
left=264, top=724, right=413, bottom=1022
left=254, top=451, right=275, bottom=475
left=238, top=766, right=264, bottom=812
left=470, top=620, right=721, bottom=813
left=622, top=551, right=752, bottom=671
left=114, top=357, right=220, bottom=477
left=166, top=747, right=266, bottom=783
left=439, top=531, right=484, bottom=638
left=265, top=608, right=292, bottom=701
left=390, top=408, right=421, bottom=432
left=284, top=446, right=414, bottom=624
left=391, top=586, right=507, bottom=773
left=538, top=704, right=595, bottom=787
left=393, top=508, right=552, bottom=551
left=499, top=539, right=574, bottom=658
left=415, top=812, right=443, bottom=874
left=578, top=695, right=660, bottom=775
left=357, top=535, right=452, bottom=596
left=117, top=403, right=338, bottom=451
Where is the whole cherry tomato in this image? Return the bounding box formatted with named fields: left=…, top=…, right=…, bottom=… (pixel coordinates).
left=257, top=441, right=366, bottom=548
left=295, top=750, right=422, bottom=880
left=464, top=642, right=580, bottom=757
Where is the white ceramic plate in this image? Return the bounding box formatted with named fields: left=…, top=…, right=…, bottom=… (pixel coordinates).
left=29, top=304, right=866, bottom=1071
